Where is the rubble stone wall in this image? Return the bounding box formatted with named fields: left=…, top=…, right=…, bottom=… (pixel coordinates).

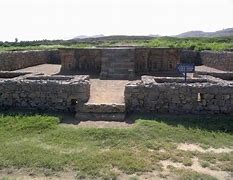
left=0, top=50, right=61, bottom=71
left=125, top=76, right=233, bottom=114
left=180, top=50, right=233, bottom=71
left=0, top=75, right=90, bottom=112
left=200, top=51, right=233, bottom=71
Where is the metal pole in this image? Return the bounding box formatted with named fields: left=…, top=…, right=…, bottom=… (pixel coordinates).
left=185, top=67, right=187, bottom=82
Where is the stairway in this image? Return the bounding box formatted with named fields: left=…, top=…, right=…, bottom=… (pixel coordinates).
left=75, top=79, right=128, bottom=121
left=76, top=103, right=125, bottom=121
left=100, top=48, right=135, bottom=80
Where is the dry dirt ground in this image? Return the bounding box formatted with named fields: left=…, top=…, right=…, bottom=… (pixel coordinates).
left=88, top=79, right=129, bottom=104
left=195, top=65, right=229, bottom=73
left=14, top=64, right=61, bottom=75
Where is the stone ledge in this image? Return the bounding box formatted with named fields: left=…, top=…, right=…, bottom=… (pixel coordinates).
left=75, top=112, right=126, bottom=121
left=77, top=103, right=125, bottom=113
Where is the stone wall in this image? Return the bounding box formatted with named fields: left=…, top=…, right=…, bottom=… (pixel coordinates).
left=100, top=48, right=135, bottom=79
left=180, top=50, right=202, bottom=65
left=0, top=50, right=61, bottom=71
left=135, top=48, right=181, bottom=75
left=59, top=48, right=181, bottom=77
left=0, top=75, right=90, bottom=112
left=59, top=48, right=102, bottom=74
left=125, top=76, right=233, bottom=114
left=200, top=51, right=233, bottom=71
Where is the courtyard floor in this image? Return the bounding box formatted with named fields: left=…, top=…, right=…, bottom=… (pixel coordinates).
left=14, top=64, right=61, bottom=75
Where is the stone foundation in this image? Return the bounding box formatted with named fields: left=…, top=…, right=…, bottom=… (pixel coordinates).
left=200, top=51, right=233, bottom=71
left=125, top=76, right=233, bottom=114
left=0, top=50, right=60, bottom=71
left=0, top=74, right=90, bottom=112
left=181, top=50, right=233, bottom=71
left=1, top=47, right=233, bottom=117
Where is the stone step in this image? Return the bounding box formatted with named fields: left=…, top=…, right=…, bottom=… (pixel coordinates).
left=76, top=103, right=126, bottom=121
left=77, top=103, right=125, bottom=113
left=107, top=74, right=132, bottom=79
left=75, top=112, right=125, bottom=121
left=109, top=69, right=133, bottom=74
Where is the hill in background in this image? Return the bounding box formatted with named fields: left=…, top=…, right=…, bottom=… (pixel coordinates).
left=176, top=28, right=233, bottom=38
left=71, top=28, right=233, bottom=41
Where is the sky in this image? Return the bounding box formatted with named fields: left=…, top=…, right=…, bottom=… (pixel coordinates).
left=0, top=0, right=233, bottom=41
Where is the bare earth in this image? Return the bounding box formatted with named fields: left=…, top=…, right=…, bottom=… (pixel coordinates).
left=88, top=79, right=129, bottom=104
left=14, top=64, right=61, bottom=75
left=177, top=143, right=233, bottom=153
left=196, top=65, right=228, bottom=73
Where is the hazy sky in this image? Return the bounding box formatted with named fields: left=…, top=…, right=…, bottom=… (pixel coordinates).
left=0, top=0, right=233, bottom=41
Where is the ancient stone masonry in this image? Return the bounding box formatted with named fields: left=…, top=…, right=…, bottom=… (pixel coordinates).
left=180, top=50, right=233, bottom=71
left=59, top=48, right=102, bottom=74
left=0, top=50, right=60, bottom=71
left=135, top=48, right=181, bottom=75
left=125, top=76, right=233, bottom=114
left=1, top=47, right=233, bottom=118
left=180, top=50, right=202, bottom=65
left=0, top=74, right=90, bottom=112
left=59, top=48, right=181, bottom=78
left=100, top=48, right=135, bottom=79
left=200, top=51, right=233, bottom=71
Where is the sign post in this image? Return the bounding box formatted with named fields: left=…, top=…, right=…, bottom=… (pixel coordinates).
left=176, top=63, right=195, bottom=82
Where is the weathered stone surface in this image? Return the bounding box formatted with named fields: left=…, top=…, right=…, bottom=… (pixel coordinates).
left=135, top=48, right=180, bottom=75
left=77, top=103, right=125, bottom=113
left=0, top=50, right=60, bottom=71
left=59, top=48, right=181, bottom=78
left=100, top=48, right=135, bottom=80
left=59, top=48, right=102, bottom=74
left=200, top=51, right=233, bottom=71
left=0, top=75, right=90, bottom=112
left=125, top=76, right=233, bottom=114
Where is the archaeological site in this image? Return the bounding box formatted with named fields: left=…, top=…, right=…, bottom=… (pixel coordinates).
left=0, top=47, right=233, bottom=121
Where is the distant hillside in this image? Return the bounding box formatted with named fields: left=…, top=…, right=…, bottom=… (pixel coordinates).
left=73, top=34, right=104, bottom=39
left=177, top=28, right=233, bottom=38
left=71, top=28, right=233, bottom=42
left=71, top=35, right=159, bottom=42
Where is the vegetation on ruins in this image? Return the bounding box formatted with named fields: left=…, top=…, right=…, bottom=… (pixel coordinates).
left=0, top=113, right=232, bottom=179
left=0, top=36, right=233, bottom=52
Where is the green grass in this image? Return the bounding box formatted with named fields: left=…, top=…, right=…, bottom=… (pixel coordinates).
left=0, top=113, right=232, bottom=179
left=0, top=44, right=92, bottom=52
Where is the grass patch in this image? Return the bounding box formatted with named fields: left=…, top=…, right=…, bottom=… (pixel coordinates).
left=170, top=168, right=217, bottom=180
left=0, top=113, right=232, bottom=178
